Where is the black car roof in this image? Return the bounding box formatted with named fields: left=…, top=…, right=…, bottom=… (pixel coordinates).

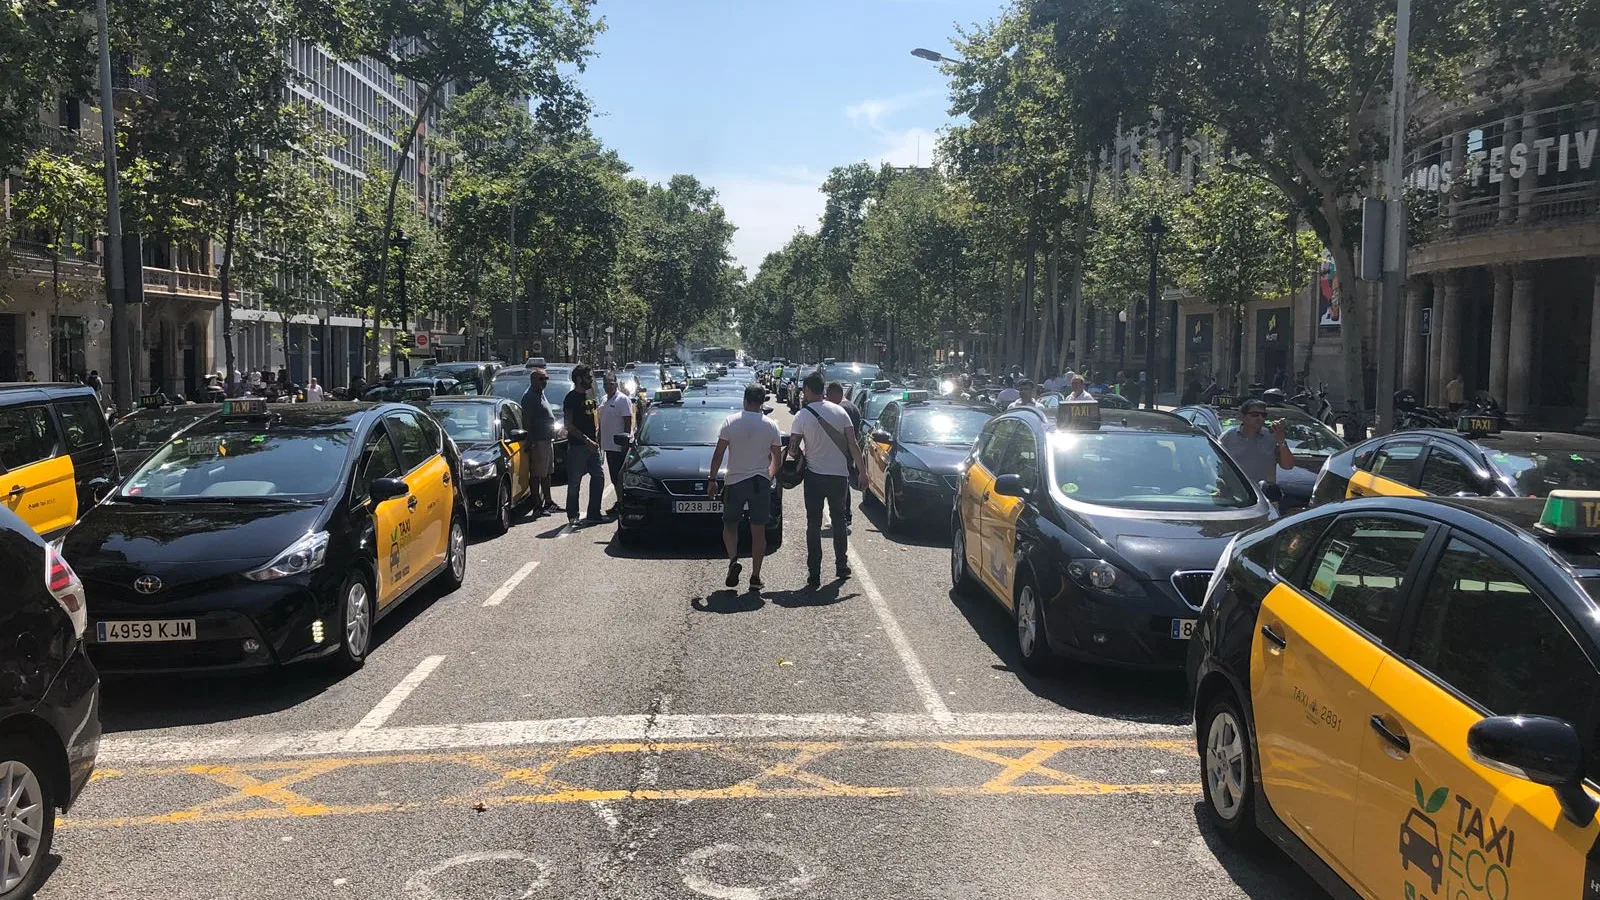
left=191, top=401, right=385, bottom=428
left=426, top=396, right=504, bottom=406
left=0, top=382, right=100, bottom=404
left=1402, top=428, right=1600, bottom=453
left=896, top=399, right=993, bottom=414
left=1181, top=403, right=1327, bottom=424
left=1037, top=408, right=1197, bottom=434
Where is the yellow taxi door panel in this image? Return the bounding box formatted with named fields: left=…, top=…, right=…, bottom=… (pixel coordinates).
left=1347, top=441, right=1427, bottom=499
left=963, top=458, right=996, bottom=594
left=3, top=454, right=77, bottom=536
left=1250, top=516, right=1429, bottom=876
left=987, top=489, right=1023, bottom=606
left=405, top=453, right=452, bottom=576
left=374, top=494, right=410, bottom=605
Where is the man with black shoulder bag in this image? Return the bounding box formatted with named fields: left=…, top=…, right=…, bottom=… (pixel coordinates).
left=788, top=371, right=867, bottom=590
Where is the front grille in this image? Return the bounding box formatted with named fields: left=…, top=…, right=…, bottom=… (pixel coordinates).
left=662, top=479, right=716, bottom=497
left=1170, top=571, right=1213, bottom=610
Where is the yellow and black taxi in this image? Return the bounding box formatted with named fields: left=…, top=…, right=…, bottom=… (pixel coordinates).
left=422, top=395, right=532, bottom=535
left=615, top=390, right=784, bottom=549
left=850, top=379, right=905, bottom=441
left=1188, top=491, right=1600, bottom=900
left=1175, top=400, right=1348, bottom=512
left=1311, top=416, right=1600, bottom=505
left=110, top=398, right=220, bottom=472
left=864, top=392, right=994, bottom=535
left=0, top=383, right=119, bottom=540
left=951, top=400, right=1273, bottom=672
left=62, top=399, right=467, bottom=674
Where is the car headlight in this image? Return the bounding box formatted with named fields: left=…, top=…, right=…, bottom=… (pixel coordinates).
left=244, top=531, right=329, bottom=582
left=623, top=470, right=660, bottom=492
left=461, top=456, right=498, bottom=482
left=899, top=465, right=938, bottom=486
left=1065, top=558, right=1142, bottom=595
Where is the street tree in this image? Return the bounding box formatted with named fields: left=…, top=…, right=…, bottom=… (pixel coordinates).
left=11, top=144, right=107, bottom=347
left=0, top=2, right=94, bottom=170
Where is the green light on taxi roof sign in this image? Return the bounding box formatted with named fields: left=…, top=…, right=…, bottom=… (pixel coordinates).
left=1536, top=490, right=1600, bottom=535
left=900, top=390, right=930, bottom=403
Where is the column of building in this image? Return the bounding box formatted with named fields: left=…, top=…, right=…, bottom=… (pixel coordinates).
left=1505, top=264, right=1536, bottom=424
left=1401, top=276, right=1428, bottom=395
left=1585, top=262, right=1600, bottom=432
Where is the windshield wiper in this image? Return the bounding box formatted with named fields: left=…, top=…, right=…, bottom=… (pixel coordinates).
left=127, top=495, right=313, bottom=506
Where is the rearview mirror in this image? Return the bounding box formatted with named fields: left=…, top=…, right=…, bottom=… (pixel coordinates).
left=1468, top=715, right=1597, bottom=825
left=871, top=429, right=893, bottom=445
left=505, top=429, right=528, bottom=442
left=1259, top=481, right=1284, bottom=504
left=369, top=477, right=410, bottom=502
left=993, top=473, right=1028, bottom=498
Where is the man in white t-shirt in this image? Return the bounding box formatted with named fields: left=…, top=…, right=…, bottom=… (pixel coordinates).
left=708, top=383, right=783, bottom=591
left=598, top=372, right=635, bottom=516
left=788, top=371, right=867, bottom=589
left=304, top=377, right=324, bottom=403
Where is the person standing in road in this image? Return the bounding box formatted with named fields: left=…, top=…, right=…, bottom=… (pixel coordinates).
left=789, top=371, right=867, bottom=589
left=1007, top=379, right=1039, bottom=410
left=305, top=377, right=324, bottom=403
left=597, top=371, right=634, bottom=517
left=1219, top=398, right=1294, bottom=489
left=563, top=364, right=606, bottom=526
left=1065, top=374, right=1094, bottom=402
left=521, top=367, right=558, bottom=515
left=708, top=383, right=783, bottom=592
left=824, top=381, right=861, bottom=526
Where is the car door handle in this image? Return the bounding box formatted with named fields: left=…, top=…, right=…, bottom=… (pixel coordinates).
left=981, top=491, right=990, bottom=502
left=1369, top=715, right=1411, bottom=754
left=1260, top=624, right=1287, bottom=649
left=407, top=496, right=418, bottom=511
left=442, top=472, right=451, bottom=485
left=6, top=485, right=22, bottom=497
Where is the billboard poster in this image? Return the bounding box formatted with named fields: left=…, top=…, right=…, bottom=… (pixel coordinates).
left=1318, top=254, right=1342, bottom=328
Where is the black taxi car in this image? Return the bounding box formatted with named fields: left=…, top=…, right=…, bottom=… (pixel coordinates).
left=863, top=393, right=993, bottom=535
left=423, top=396, right=532, bottom=535
left=951, top=400, right=1273, bottom=673
left=110, top=400, right=220, bottom=472
left=1311, top=416, right=1600, bottom=505
left=64, top=399, right=468, bottom=674
left=615, top=390, right=784, bottom=549
left=1189, top=491, right=1600, bottom=900
left=0, top=383, right=119, bottom=540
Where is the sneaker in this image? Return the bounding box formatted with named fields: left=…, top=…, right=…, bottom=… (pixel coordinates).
left=725, top=561, right=743, bottom=588
left=836, top=565, right=852, bottom=581
left=567, top=517, right=579, bottom=528
left=806, top=574, right=820, bottom=590
left=749, top=576, right=764, bottom=591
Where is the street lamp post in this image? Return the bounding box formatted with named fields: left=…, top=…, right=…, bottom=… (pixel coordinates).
left=96, top=0, right=131, bottom=412
left=1143, top=214, right=1169, bottom=411
left=391, top=228, right=412, bottom=377
left=911, top=48, right=963, bottom=64
left=507, top=149, right=600, bottom=363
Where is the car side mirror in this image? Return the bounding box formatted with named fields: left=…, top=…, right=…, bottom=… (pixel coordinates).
left=1468, top=715, right=1597, bottom=826
left=506, top=429, right=528, bottom=443
left=614, top=434, right=633, bottom=448
left=993, top=473, right=1028, bottom=498
left=369, top=477, right=410, bottom=502
left=871, top=429, right=893, bottom=445
left=1259, top=481, right=1284, bottom=504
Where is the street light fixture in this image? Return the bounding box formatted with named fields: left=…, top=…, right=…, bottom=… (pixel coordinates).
left=1143, top=214, right=1169, bottom=411
left=508, top=149, right=603, bottom=362
left=911, top=48, right=962, bottom=64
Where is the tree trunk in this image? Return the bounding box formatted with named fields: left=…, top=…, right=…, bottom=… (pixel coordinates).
left=1061, top=164, right=1097, bottom=374
left=369, top=81, right=442, bottom=379
left=220, top=217, right=237, bottom=382
left=1330, top=241, right=1364, bottom=412
left=1035, top=238, right=1059, bottom=380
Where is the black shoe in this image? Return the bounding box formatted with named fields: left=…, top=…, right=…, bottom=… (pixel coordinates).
left=836, top=565, right=852, bottom=581
left=581, top=516, right=607, bottom=526
left=806, top=574, right=820, bottom=590
left=749, top=576, right=764, bottom=592
left=567, top=517, right=579, bottom=527
left=725, top=561, right=743, bottom=588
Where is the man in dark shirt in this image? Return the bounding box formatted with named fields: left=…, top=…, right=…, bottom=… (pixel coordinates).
left=563, top=364, right=605, bottom=525
left=520, top=366, right=558, bottom=514
left=824, top=381, right=860, bottom=526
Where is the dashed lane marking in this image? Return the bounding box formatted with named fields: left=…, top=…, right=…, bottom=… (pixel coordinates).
left=846, top=545, right=951, bottom=722
left=346, top=655, right=446, bottom=738
left=484, top=561, right=540, bottom=607
left=66, top=737, right=1200, bottom=830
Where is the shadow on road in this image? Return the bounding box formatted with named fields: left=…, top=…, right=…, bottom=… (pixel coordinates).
left=689, top=581, right=860, bottom=614
left=947, top=584, right=1189, bottom=725
left=854, top=497, right=950, bottom=549
left=1189, top=804, right=1327, bottom=898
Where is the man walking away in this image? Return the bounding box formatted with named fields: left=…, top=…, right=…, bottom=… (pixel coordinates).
left=708, top=383, right=782, bottom=592
left=522, top=367, right=558, bottom=514
left=598, top=371, right=634, bottom=516
left=825, top=381, right=862, bottom=435
left=789, top=371, right=867, bottom=589
left=1219, top=398, right=1293, bottom=493
left=563, top=365, right=606, bottom=525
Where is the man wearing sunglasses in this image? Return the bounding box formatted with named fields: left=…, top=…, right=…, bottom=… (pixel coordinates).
left=1219, top=398, right=1294, bottom=489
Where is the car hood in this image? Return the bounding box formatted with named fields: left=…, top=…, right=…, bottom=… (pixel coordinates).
left=632, top=445, right=720, bottom=478
left=1065, top=507, right=1269, bottom=579
left=64, top=501, right=325, bottom=585
left=898, top=443, right=969, bottom=475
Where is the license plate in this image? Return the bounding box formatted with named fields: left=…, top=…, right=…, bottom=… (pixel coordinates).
left=96, top=619, right=197, bottom=643
left=674, top=500, right=724, bottom=514
left=1171, top=618, right=1197, bottom=640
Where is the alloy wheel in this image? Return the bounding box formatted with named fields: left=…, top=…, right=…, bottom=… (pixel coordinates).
left=344, top=581, right=371, bottom=660
left=951, top=525, right=965, bottom=586
left=1016, top=585, right=1038, bottom=657
left=449, top=520, right=466, bottom=580
left=0, top=759, right=43, bottom=894
left=1206, top=709, right=1248, bottom=821
left=498, top=481, right=511, bottom=531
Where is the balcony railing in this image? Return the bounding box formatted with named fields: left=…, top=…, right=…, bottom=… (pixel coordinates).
left=142, top=267, right=220, bottom=299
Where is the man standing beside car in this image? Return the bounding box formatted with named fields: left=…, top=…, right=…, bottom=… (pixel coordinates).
left=563, top=365, right=606, bottom=526
left=708, top=383, right=783, bottom=592
left=598, top=371, right=634, bottom=517
left=1220, top=398, right=1294, bottom=489
left=521, top=367, right=558, bottom=515
left=789, top=371, right=867, bottom=589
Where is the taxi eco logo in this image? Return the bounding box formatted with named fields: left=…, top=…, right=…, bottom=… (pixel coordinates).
left=1402, top=779, right=1517, bottom=900
left=388, top=520, right=412, bottom=584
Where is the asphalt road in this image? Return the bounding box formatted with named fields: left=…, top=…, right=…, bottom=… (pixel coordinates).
left=44, top=407, right=1324, bottom=900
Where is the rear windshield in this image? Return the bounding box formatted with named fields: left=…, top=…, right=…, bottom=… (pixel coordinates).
left=490, top=377, right=527, bottom=401
left=1218, top=413, right=1347, bottom=456
left=639, top=408, right=731, bottom=446
left=863, top=392, right=899, bottom=422
left=1050, top=431, right=1256, bottom=510
left=121, top=424, right=354, bottom=500
left=823, top=362, right=879, bottom=383
left=431, top=404, right=496, bottom=443
left=1491, top=448, right=1600, bottom=496
left=112, top=410, right=215, bottom=450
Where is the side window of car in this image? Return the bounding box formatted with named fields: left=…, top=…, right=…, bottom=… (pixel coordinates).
left=1300, top=516, right=1430, bottom=639
left=56, top=397, right=109, bottom=451
left=976, top=421, right=1009, bottom=472
left=879, top=405, right=900, bottom=435
left=1369, top=441, right=1425, bottom=484
left=1273, top=517, right=1331, bottom=579
left=1010, top=424, right=1040, bottom=486
left=353, top=424, right=402, bottom=502
left=1418, top=448, right=1480, bottom=496
left=0, top=404, right=63, bottom=469
left=500, top=404, right=521, bottom=437
left=387, top=412, right=433, bottom=472
left=1409, top=537, right=1596, bottom=733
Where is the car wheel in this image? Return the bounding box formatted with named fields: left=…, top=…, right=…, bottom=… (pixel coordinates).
left=883, top=473, right=903, bottom=535
left=0, top=737, right=55, bottom=900
left=1014, top=576, right=1059, bottom=673
left=488, top=478, right=511, bottom=536
left=333, top=573, right=373, bottom=671
left=950, top=515, right=978, bottom=595
left=439, top=515, right=467, bottom=592
left=1200, top=692, right=1263, bottom=846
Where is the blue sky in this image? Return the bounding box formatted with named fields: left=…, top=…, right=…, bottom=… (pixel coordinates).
left=577, top=0, right=1003, bottom=274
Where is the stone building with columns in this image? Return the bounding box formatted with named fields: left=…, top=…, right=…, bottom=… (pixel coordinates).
left=1400, top=74, right=1600, bottom=429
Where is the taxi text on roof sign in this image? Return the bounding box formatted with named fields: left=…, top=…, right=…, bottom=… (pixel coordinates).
left=220, top=398, right=268, bottom=418
left=1535, top=490, right=1600, bottom=535
left=138, top=394, right=165, bottom=409
left=1056, top=399, right=1101, bottom=430
left=654, top=388, right=682, bottom=404
left=1457, top=413, right=1502, bottom=436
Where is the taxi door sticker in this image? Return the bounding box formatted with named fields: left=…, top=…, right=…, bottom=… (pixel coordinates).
left=1308, top=540, right=1348, bottom=597
left=4, top=454, right=78, bottom=536
left=1395, top=780, right=1527, bottom=900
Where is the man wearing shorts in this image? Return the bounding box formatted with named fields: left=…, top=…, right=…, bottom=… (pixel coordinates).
left=520, top=366, right=558, bottom=514
left=708, top=383, right=783, bottom=592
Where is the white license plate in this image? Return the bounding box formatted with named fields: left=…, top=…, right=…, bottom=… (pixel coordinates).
left=674, top=500, right=724, bottom=514
left=1171, top=618, right=1197, bottom=640
left=96, top=619, right=197, bottom=643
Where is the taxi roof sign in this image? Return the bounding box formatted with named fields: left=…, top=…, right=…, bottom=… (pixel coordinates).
left=689, top=377, right=708, bottom=388
left=1056, top=398, right=1101, bottom=430
left=1536, top=490, right=1600, bottom=537
left=1211, top=393, right=1238, bottom=409
left=138, top=394, right=165, bottom=409
left=220, top=398, right=268, bottom=418
left=655, top=388, right=683, bottom=404
left=1457, top=413, right=1502, bottom=437
left=900, top=390, right=931, bottom=403
left=871, top=379, right=892, bottom=390
left=403, top=387, right=433, bottom=401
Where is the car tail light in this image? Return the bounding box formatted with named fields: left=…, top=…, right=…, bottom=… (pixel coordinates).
left=46, top=545, right=87, bottom=640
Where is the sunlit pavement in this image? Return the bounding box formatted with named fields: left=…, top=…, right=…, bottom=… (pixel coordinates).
left=44, top=408, right=1321, bottom=899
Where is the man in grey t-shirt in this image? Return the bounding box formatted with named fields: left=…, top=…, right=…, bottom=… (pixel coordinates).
left=1219, top=399, right=1294, bottom=488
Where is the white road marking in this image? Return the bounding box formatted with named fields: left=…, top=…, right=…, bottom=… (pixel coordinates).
left=846, top=545, right=952, bottom=722
left=680, top=843, right=821, bottom=900
left=405, top=850, right=551, bottom=899
left=590, top=800, right=621, bottom=837
left=483, top=561, right=540, bottom=607
left=97, top=711, right=1186, bottom=763
left=347, top=655, right=446, bottom=737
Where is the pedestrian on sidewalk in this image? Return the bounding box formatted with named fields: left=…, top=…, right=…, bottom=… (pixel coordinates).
left=708, top=383, right=782, bottom=592
left=598, top=371, right=634, bottom=516
left=521, top=367, right=558, bottom=514
left=788, top=371, right=867, bottom=589
left=563, top=364, right=606, bottom=526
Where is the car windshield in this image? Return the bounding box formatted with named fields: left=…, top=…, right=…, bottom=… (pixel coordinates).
left=1218, top=413, right=1346, bottom=456
left=862, top=392, right=900, bottom=421
left=1490, top=447, right=1600, bottom=496
left=823, top=362, right=879, bottom=383
left=546, top=381, right=576, bottom=406
left=431, top=404, right=496, bottom=444
left=635, top=373, right=662, bottom=390
left=666, top=366, right=687, bottom=381
left=415, top=366, right=484, bottom=389
left=1050, top=431, right=1255, bottom=510
left=638, top=407, right=731, bottom=446
left=490, top=377, right=530, bottom=401
left=898, top=407, right=991, bottom=445
left=112, top=410, right=216, bottom=450
left=121, top=424, right=354, bottom=500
